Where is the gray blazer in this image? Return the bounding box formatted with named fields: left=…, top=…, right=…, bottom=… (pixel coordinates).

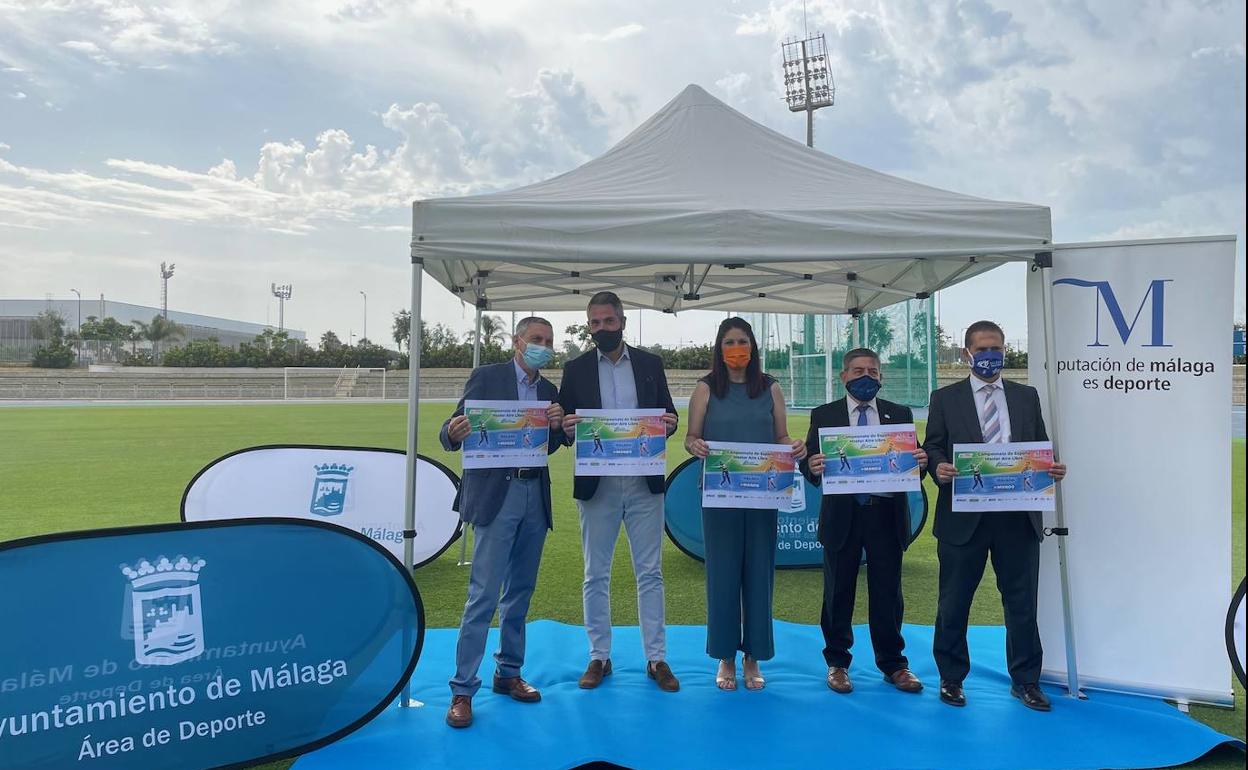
left=439, top=360, right=562, bottom=528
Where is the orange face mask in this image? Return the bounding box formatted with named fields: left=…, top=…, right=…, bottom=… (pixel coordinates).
left=722, top=346, right=751, bottom=370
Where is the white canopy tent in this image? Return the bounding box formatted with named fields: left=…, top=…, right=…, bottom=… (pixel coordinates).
left=403, top=84, right=1079, bottom=702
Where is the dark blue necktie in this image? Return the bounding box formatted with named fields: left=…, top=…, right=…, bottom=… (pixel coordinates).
left=855, top=404, right=870, bottom=505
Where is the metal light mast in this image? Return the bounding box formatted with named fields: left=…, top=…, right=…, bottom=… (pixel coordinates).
left=271, top=283, right=293, bottom=331
left=781, top=33, right=835, bottom=148
left=159, top=262, right=176, bottom=318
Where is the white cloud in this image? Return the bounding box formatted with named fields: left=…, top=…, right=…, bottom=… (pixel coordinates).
left=0, top=70, right=610, bottom=234
left=0, top=0, right=1241, bottom=339
left=580, top=23, right=645, bottom=42
left=10, top=90, right=27, bottom=99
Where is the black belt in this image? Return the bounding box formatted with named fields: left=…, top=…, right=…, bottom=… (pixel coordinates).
left=513, top=468, right=542, bottom=480
left=854, top=495, right=894, bottom=507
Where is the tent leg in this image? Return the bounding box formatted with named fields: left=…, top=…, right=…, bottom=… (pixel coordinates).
left=457, top=305, right=483, bottom=568
left=1039, top=258, right=1083, bottom=699
left=823, top=314, right=835, bottom=404
left=400, top=257, right=425, bottom=709
left=472, top=306, right=482, bottom=368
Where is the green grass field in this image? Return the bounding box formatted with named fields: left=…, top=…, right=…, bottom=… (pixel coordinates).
left=1, top=402, right=1243, bottom=770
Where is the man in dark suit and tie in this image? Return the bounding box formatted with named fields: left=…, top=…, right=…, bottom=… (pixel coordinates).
left=924, top=320, right=1068, bottom=711
left=800, top=348, right=927, bottom=695
left=440, top=316, right=565, bottom=728
left=559, top=291, right=681, bottom=692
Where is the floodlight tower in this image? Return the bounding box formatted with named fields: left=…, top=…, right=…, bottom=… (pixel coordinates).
left=159, top=262, right=176, bottom=318
left=271, top=283, right=293, bottom=331
left=780, top=33, right=835, bottom=148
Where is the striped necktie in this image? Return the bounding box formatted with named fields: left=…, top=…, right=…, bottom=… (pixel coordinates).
left=981, top=384, right=1002, bottom=443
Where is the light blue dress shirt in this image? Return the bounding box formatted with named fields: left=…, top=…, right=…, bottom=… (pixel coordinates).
left=596, top=346, right=638, bottom=410
left=513, top=359, right=540, bottom=401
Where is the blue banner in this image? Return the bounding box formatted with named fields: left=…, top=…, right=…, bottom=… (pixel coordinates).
left=664, top=458, right=927, bottom=568
left=0, top=519, right=423, bottom=770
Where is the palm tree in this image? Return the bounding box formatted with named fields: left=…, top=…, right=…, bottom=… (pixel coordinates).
left=464, top=314, right=510, bottom=347
left=132, top=315, right=186, bottom=363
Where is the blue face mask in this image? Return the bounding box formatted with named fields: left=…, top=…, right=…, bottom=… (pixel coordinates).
left=845, top=374, right=882, bottom=403
left=971, top=349, right=1005, bottom=379
left=522, top=342, right=553, bottom=370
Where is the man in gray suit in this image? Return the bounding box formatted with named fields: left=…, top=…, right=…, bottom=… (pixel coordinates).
left=441, top=316, right=565, bottom=728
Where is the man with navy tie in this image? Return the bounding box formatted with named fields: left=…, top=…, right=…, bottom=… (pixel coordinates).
left=924, top=320, right=1068, bottom=711
left=800, top=348, right=927, bottom=695
left=441, top=316, right=565, bottom=728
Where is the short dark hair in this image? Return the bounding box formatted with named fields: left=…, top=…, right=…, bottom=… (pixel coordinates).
left=964, top=320, right=1005, bottom=349
left=586, top=291, right=624, bottom=320
left=842, top=347, right=880, bottom=372
left=515, top=316, right=553, bottom=338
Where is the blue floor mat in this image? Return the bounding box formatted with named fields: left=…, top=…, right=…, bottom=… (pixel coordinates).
left=295, top=621, right=1242, bottom=770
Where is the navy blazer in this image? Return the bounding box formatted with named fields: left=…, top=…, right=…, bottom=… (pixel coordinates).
left=922, top=378, right=1049, bottom=545
left=439, top=361, right=562, bottom=529
left=799, top=397, right=919, bottom=551
left=557, top=345, right=677, bottom=501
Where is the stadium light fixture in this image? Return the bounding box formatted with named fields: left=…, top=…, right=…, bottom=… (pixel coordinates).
left=780, top=32, right=835, bottom=147
left=159, top=262, right=176, bottom=318
left=271, top=283, right=293, bottom=331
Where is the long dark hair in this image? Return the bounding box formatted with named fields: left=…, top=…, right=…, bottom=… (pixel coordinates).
left=705, top=316, right=770, bottom=399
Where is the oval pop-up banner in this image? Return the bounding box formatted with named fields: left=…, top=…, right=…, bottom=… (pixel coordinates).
left=664, top=457, right=928, bottom=568
left=0, top=519, right=423, bottom=770
left=1228, top=577, right=1246, bottom=689
left=180, top=445, right=461, bottom=569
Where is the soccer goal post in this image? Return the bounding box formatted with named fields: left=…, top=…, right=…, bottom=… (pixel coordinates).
left=282, top=367, right=389, bottom=400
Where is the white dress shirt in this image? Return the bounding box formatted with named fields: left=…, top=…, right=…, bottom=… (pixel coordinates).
left=846, top=394, right=880, bottom=425
left=969, top=375, right=1012, bottom=443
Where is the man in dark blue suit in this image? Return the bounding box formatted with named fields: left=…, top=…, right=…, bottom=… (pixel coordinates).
left=441, top=316, right=565, bottom=728
left=800, top=348, right=927, bottom=696
left=924, top=320, right=1067, bottom=711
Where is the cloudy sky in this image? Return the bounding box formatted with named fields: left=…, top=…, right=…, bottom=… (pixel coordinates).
left=1, top=0, right=1244, bottom=350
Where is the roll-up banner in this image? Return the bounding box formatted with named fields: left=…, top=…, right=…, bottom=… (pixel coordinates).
left=181, top=446, right=461, bottom=569
left=663, top=457, right=927, bottom=568
left=1027, top=235, right=1235, bottom=705
left=0, top=519, right=424, bottom=769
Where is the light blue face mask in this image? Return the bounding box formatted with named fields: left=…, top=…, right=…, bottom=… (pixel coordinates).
left=522, top=342, right=554, bottom=370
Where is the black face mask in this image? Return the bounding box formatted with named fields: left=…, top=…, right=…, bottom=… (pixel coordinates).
left=592, top=328, right=623, bottom=352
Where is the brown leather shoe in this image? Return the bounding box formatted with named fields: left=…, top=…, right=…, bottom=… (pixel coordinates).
left=885, top=668, right=924, bottom=693
left=647, top=661, right=680, bottom=692
left=445, top=695, right=472, bottom=728
left=827, top=666, right=853, bottom=694
left=579, top=659, right=612, bottom=689
left=492, top=675, right=541, bottom=703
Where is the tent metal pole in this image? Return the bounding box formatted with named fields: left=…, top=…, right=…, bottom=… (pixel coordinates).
left=400, top=256, right=424, bottom=708
left=823, top=314, right=835, bottom=404
left=1038, top=252, right=1083, bottom=698
left=472, top=306, right=483, bottom=368
left=458, top=307, right=483, bottom=567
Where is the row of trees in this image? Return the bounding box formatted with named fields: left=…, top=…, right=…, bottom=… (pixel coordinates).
left=28, top=307, right=1033, bottom=370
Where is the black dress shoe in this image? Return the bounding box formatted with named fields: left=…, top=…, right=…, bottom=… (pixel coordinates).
left=939, top=680, right=966, bottom=707
left=1011, top=683, right=1052, bottom=712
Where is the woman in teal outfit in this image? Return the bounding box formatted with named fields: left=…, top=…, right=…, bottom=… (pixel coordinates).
left=684, top=317, right=806, bottom=690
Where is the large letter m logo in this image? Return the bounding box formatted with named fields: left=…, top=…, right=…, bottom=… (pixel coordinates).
left=1052, top=278, right=1172, bottom=348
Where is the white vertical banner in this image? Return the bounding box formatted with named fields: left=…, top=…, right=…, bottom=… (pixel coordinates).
left=1027, top=235, right=1235, bottom=705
